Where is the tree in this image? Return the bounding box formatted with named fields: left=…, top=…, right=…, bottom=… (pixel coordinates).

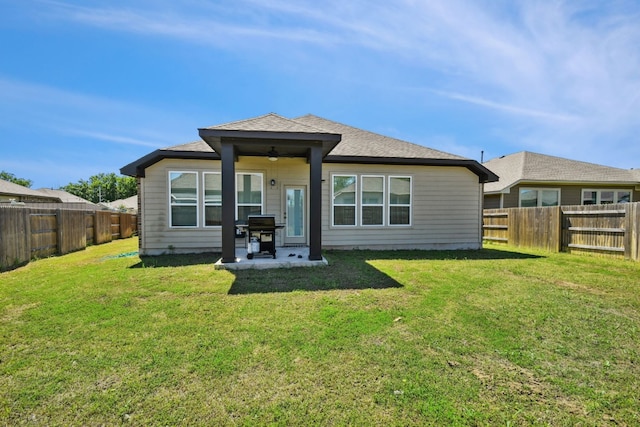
left=62, top=173, right=136, bottom=203
left=0, top=171, right=33, bottom=188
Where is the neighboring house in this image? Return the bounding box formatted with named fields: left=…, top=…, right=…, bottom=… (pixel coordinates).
left=36, top=188, right=100, bottom=210
left=483, top=151, right=640, bottom=209
left=121, top=113, right=498, bottom=260
left=0, top=179, right=61, bottom=203
left=104, top=195, right=138, bottom=213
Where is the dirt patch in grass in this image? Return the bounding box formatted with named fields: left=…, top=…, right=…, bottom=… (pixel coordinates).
left=470, top=354, right=586, bottom=418
left=554, top=280, right=609, bottom=296
left=1, top=302, right=40, bottom=322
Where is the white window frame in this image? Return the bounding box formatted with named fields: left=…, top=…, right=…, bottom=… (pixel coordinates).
left=360, top=175, right=385, bottom=226
left=236, top=172, right=264, bottom=221
left=203, top=172, right=222, bottom=228
left=582, top=189, right=632, bottom=205
left=332, top=174, right=358, bottom=227
left=518, top=188, right=561, bottom=208
left=169, top=171, right=199, bottom=228
left=388, top=176, right=412, bottom=226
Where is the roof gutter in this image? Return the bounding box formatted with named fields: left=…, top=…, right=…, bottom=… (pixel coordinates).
left=120, top=149, right=220, bottom=178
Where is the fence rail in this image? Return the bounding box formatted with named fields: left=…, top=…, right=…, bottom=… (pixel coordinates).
left=1, top=206, right=137, bottom=271
left=483, top=202, right=640, bottom=261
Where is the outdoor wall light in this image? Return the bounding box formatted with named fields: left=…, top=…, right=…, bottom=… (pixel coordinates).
left=270, top=179, right=276, bottom=187
left=267, top=146, right=279, bottom=161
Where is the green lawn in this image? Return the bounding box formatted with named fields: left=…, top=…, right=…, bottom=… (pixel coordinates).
left=1, top=238, right=639, bottom=426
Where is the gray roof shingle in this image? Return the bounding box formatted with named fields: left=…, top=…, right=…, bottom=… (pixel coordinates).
left=206, top=113, right=326, bottom=134
left=36, top=188, right=96, bottom=204
left=0, top=179, right=61, bottom=200
left=122, top=113, right=497, bottom=182
left=161, top=140, right=215, bottom=152
left=295, top=114, right=466, bottom=160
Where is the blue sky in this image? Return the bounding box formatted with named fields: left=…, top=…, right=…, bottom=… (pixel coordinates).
left=1, top=0, right=639, bottom=189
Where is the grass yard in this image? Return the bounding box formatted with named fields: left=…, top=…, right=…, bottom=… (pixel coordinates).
left=1, top=238, right=639, bottom=426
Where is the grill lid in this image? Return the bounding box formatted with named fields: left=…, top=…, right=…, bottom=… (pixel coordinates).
left=247, top=214, right=276, bottom=228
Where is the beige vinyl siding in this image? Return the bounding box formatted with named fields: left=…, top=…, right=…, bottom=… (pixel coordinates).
left=139, top=158, right=483, bottom=254
left=139, top=157, right=308, bottom=255
left=322, top=164, right=482, bottom=250
left=141, top=159, right=221, bottom=255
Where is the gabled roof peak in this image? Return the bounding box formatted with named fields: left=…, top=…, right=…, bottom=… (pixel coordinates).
left=205, top=112, right=326, bottom=134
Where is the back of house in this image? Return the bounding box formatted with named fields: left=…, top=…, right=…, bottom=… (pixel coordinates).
left=121, top=113, right=497, bottom=258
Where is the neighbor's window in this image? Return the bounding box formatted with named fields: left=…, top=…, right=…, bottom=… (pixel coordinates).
left=389, top=176, right=411, bottom=225
left=332, top=175, right=357, bottom=226
left=169, top=171, right=198, bottom=227
left=582, top=189, right=631, bottom=205
left=361, top=175, right=384, bottom=226
left=519, top=188, right=559, bottom=207
left=237, top=173, right=263, bottom=221
left=203, top=172, right=222, bottom=226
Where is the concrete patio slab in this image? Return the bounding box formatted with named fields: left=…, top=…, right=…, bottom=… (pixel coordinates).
left=214, top=246, right=328, bottom=270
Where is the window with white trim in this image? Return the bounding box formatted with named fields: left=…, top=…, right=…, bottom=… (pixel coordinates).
left=389, top=176, right=411, bottom=225
left=361, top=175, right=384, bottom=226
left=237, top=173, right=263, bottom=221
left=203, top=172, right=222, bottom=227
left=332, top=175, right=357, bottom=226
left=582, top=189, right=631, bottom=205
left=519, top=188, right=560, bottom=207
left=169, top=171, right=198, bottom=227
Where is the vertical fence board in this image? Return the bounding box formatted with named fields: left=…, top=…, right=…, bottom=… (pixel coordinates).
left=30, top=210, right=58, bottom=259
left=58, top=209, right=87, bottom=255
left=563, top=204, right=626, bottom=258
left=0, top=207, right=30, bottom=271
left=482, top=209, right=509, bottom=243
left=506, top=206, right=561, bottom=252
left=120, top=214, right=136, bottom=239
left=626, top=202, right=639, bottom=261
left=94, top=211, right=113, bottom=244
left=111, top=214, right=121, bottom=239
left=85, top=213, right=95, bottom=245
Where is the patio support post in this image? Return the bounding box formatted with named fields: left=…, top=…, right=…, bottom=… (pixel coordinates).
left=309, top=144, right=323, bottom=261
left=221, top=142, right=236, bottom=263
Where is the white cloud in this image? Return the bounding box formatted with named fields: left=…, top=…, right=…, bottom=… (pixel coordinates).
left=61, top=129, right=162, bottom=148
left=32, top=0, right=640, bottom=168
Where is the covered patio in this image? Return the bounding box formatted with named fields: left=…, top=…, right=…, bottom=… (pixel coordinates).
left=198, top=115, right=341, bottom=265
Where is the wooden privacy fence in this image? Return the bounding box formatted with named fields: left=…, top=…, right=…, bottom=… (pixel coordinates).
left=483, top=202, right=640, bottom=261
left=0, top=207, right=137, bottom=271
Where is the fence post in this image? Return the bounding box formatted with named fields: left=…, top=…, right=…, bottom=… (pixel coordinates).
left=625, top=202, right=639, bottom=261
left=56, top=208, right=63, bottom=256
left=554, top=205, right=563, bottom=253
left=25, top=208, right=32, bottom=261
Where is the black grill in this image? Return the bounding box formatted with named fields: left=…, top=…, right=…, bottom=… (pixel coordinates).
left=244, top=215, right=281, bottom=259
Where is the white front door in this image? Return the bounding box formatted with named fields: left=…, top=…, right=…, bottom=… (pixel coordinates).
left=284, top=186, right=306, bottom=246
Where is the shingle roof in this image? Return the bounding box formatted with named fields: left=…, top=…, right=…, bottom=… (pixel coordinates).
left=206, top=113, right=326, bottom=134
left=484, top=151, right=640, bottom=193
left=122, top=113, right=497, bottom=182
left=161, top=140, right=214, bottom=152
left=295, top=114, right=465, bottom=160
left=0, top=179, right=61, bottom=200
left=36, top=188, right=96, bottom=204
